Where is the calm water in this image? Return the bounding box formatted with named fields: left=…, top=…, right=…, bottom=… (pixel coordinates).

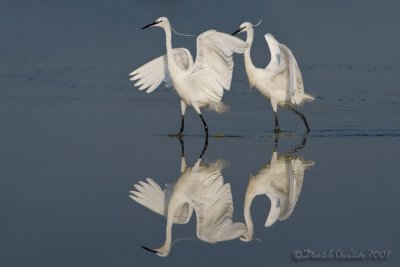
left=1, top=0, right=399, bottom=266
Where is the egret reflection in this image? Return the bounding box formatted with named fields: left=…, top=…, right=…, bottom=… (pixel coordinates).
left=241, top=137, right=315, bottom=242
left=129, top=138, right=246, bottom=256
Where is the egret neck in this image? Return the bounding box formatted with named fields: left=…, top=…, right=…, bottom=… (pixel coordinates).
left=163, top=22, right=179, bottom=84
left=242, top=192, right=255, bottom=241
left=244, top=28, right=257, bottom=88
left=157, top=197, right=177, bottom=256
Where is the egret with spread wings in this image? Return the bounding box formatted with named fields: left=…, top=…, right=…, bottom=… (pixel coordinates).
left=129, top=142, right=246, bottom=256
left=232, top=22, right=314, bottom=133
left=130, top=17, right=248, bottom=138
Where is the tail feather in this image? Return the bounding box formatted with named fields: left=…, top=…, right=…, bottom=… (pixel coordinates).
left=303, top=93, right=315, bottom=102
left=208, top=159, right=229, bottom=172
left=208, top=101, right=230, bottom=113
left=303, top=160, right=315, bottom=169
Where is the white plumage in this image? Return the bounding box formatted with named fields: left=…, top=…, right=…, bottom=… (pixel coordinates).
left=130, top=158, right=246, bottom=256
left=240, top=148, right=314, bottom=242
left=130, top=48, right=193, bottom=93
left=233, top=22, right=314, bottom=133
left=130, top=17, right=248, bottom=136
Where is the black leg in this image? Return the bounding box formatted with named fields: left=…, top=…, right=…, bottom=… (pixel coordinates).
left=288, top=107, right=310, bottom=133
left=199, top=135, right=208, bottom=158
left=198, top=114, right=208, bottom=158
left=274, top=112, right=281, bottom=134
left=273, top=134, right=279, bottom=152
left=198, top=114, right=208, bottom=137
left=178, top=136, right=184, bottom=157
left=290, top=137, right=307, bottom=153
left=178, top=115, right=185, bottom=136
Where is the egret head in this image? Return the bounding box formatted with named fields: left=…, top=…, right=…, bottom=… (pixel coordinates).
left=240, top=232, right=253, bottom=242
left=232, top=20, right=262, bottom=36
left=142, top=17, right=169, bottom=30
left=141, top=245, right=170, bottom=257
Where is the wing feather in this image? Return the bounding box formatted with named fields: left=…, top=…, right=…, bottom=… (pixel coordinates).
left=129, top=178, right=166, bottom=216
left=129, top=178, right=191, bottom=224
left=264, top=194, right=281, bottom=227
left=191, top=170, right=246, bottom=243
left=190, top=30, right=248, bottom=102
left=129, top=48, right=193, bottom=93
left=279, top=44, right=304, bottom=105
left=280, top=158, right=305, bottom=220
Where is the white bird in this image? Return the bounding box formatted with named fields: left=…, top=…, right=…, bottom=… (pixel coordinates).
left=129, top=143, right=246, bottom=256
left=240, top=141, right=314, bottom=242
left=130, top=17, right=248, bottom=138
left=232, top=22, right=315, bottom=133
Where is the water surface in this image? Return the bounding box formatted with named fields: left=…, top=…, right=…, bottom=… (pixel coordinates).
left=0, top=0, right=399, bottom=266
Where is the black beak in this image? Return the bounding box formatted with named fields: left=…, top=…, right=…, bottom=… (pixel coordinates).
left=142, top=21, right=158, bottom=30
left=141, top=245, right=159, bottom=254
left=232, top=28, right=242, bottom=36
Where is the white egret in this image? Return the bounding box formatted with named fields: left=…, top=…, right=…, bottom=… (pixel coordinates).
left=240, top=138, right=314, bottom=242
left=232, top=22, right=314, bottom=133
left=129, top=140, right=246, bottom=256
left=130, top=17, right=248, bottom=139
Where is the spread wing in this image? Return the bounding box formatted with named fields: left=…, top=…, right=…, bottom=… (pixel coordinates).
left=129, top=48, right=193, bottom=93
left=264, top=34, right=304, bottom=105
left=191, top=172, right=246, bottom=243
left=279, top=44, right=304, bottom=105
left=264, top=193, right=281, bottom=227
left=129, top=178, right=191, bottom=224
left=189, top=30, right=248, bottom=102
left=280, top=158, right=305, bottom=220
